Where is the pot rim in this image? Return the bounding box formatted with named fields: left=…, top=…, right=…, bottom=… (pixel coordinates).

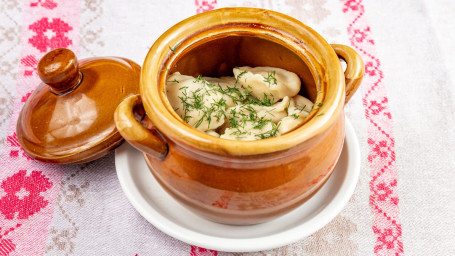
left=141, top=7, right=345, bottom=156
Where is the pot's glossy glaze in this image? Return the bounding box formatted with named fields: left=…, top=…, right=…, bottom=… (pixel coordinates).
left=114, top=8, right=364, bottom=224
left=17, top=49, right=140, bottom=164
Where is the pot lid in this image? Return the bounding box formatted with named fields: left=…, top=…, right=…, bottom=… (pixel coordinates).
left=17, top=48, right=140, bottom=164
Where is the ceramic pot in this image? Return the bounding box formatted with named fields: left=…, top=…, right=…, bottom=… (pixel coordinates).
left=114, top=7, right=364, bottom=225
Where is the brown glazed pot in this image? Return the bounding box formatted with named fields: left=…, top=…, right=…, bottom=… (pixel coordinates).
left=17, top=49, right=140, bottom=164
left=114, top=8, right=364, bottom=225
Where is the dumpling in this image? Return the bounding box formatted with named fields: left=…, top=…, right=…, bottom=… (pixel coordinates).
left=204, top=76, right=245, bottom=107
left=166, top=72, right=201, bottom=118
left=278, top=95, right=314, bottom=134
left=226, top=96, right=290, bottom=124
left=233, top=66, right=300, bottom=101
left=290, top=94, right=313, bottom=113
left=166, top=69, right=313, bottom=140
left=220, top=120, right=280, bottom=141
left=166, top=72, right=226, bottom=131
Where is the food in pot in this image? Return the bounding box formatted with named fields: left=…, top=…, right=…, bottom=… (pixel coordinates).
left=166, top=66, right=313, bottom=141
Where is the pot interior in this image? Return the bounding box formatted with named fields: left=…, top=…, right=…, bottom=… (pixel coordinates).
left=168, top=34, right=318, bottom=101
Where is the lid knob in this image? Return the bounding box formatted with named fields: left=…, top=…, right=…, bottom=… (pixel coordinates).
left=38, top=48, right=82, bottom=95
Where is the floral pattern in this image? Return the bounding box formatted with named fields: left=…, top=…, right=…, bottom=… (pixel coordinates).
left=30, top=0, right=58, bottom=9
left=372, top=226, right=403, bottom=253
left=28, top=17, right=73, bottom=52
left=342, top=0, right=403, bottom=254
left=0, top=170, right=52, bottom=220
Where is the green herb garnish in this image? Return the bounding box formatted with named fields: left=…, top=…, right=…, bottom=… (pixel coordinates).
left=159, top=67, right=170, bottom=73
left=169, top=42, right=182, bottom=54
left=263, top=71, right=277, bottom=87
left=255, top=122, right=280, bottom=139
left=235, top=71, right=247, bottom=86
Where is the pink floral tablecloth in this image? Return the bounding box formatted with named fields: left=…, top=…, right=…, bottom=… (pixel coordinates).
left=1, top=0, right=454, bottom=255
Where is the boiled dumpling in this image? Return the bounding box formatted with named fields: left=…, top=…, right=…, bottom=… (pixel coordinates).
left=166, top=72, right=226, bottom=131
left=166, top=68, right=314, bottom=140
left=220, top=120, right=279, bottom=141
left=279, top=95, right=314, bottom=134
left=226, top=96, right=290, bottom=124
left=203, top=76, right=245, bottom=107
left=233, top=66, right=300, bottom=101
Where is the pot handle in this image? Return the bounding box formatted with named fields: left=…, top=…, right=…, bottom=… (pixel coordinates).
left=331, top=44, right=365, bottom=104
left=114, top=95, right=168, bottom=159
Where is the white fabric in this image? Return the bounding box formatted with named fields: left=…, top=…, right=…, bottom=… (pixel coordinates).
left=0, top=0, right=453, bottom=255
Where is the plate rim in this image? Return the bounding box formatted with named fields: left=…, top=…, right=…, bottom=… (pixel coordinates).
left=115, top=117, right=360, bottom=252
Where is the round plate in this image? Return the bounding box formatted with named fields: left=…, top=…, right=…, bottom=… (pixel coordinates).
left=115, top=118, right=360, bottom=252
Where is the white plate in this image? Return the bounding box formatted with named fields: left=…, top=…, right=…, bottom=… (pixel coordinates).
left=115, top=118, right=360, bottom=252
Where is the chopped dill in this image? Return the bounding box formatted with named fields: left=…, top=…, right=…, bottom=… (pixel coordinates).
left=193, top=112, right=207, bottom=128
left=193, top=75, right=205, bottom=84
left=253, top=117, right=270, bottom=129
left=169, top=42, right=182, bottom=54
left=235, top=71, right=247, bottom=85
left=170, top=70, right=311, bottom=140
left=263, top=71, right=277, bottom=87
left=255, top=122, right=280, bottom=139
left=291, top=105, right=308, bottom=119
left=229, top=117, right=239, bottom=128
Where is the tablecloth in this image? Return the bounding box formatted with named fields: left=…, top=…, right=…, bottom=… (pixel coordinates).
left=0, top=0, right=454, bottom=255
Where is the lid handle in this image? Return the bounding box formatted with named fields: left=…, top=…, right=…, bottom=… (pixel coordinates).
left=38, top=48, right=82, bottom=95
